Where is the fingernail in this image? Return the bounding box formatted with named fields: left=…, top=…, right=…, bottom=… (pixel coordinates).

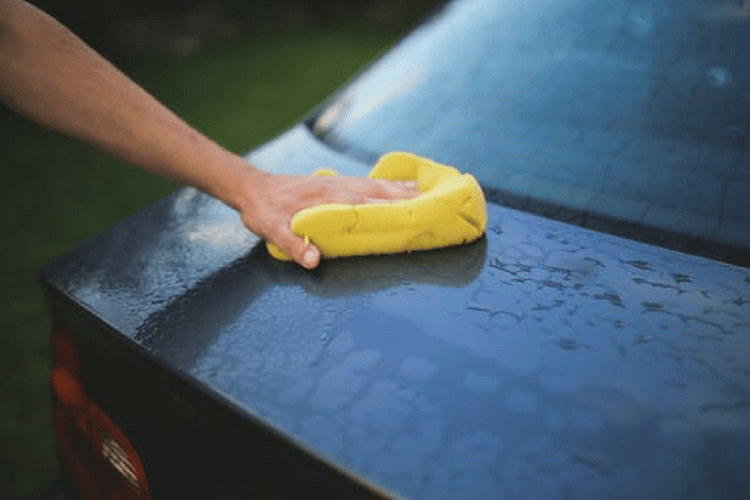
left=304, top=248, right=316, bottom=267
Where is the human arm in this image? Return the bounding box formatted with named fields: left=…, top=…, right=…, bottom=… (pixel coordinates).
left=0, top=0, right=417, bottom=268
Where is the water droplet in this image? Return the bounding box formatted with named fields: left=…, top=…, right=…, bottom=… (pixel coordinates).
left=629, top=10, right=654, bottom=37
left=707, top=66, right=732, bottom=88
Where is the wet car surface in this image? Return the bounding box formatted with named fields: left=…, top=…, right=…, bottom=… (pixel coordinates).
left=41, top=0, right=750, bottom=498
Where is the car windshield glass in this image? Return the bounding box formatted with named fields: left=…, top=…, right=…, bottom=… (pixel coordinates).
left=312, top=0, right=750, bottom=265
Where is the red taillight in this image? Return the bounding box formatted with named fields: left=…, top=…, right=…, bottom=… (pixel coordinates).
left=50, top=329, right=151, bottom=500
left=51, top=328, right=79, bottom=373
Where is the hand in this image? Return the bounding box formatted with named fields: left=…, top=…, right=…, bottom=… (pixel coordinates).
left=238, top=169, right=419, bottom=269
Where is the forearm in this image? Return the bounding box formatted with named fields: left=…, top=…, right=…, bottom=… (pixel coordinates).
left=0, top=0, right=256, bottom=210
left=0, top=0, right=418, bottom=269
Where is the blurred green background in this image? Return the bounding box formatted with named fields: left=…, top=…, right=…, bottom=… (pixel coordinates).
left=0, top=1, right=443, bottom=498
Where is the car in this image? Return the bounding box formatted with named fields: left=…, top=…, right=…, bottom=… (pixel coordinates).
left=40, top=0, right=750, bottom=498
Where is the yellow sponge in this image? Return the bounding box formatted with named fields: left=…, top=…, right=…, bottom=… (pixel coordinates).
left=266, top=151, right=487, bottom=261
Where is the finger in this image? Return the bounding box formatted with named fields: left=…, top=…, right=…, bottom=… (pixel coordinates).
left=300, top=242, right=320, bottom=269
left=272, top=225, right=321, bottom=269
left=378, top=179, right=419, bottom=198
left=392, top=180, right=418, bottom=189
left=355, top=179, right=419, bottom=202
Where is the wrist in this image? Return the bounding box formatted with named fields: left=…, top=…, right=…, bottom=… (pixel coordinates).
left=214, top=154, right=269, bottom=217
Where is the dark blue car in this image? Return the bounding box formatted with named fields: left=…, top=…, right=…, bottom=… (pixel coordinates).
left=41, top=0, right=750, bottom=498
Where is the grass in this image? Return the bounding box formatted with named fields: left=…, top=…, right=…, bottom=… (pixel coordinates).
left=0, top=28, right=395, bottom=500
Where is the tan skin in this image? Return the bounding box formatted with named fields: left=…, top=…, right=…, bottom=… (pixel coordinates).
left=0, top=0, right=418, bottom=269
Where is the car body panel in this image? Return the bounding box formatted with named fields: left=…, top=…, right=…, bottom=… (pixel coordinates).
left=41, top=123, right=750, bottom=499
left=314, top=0, right=750, bottom=261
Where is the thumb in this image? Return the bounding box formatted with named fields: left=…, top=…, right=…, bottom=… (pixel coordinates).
left=300, top=241, right=321, bottom=269
left=273, top=227, right=321, bottom=269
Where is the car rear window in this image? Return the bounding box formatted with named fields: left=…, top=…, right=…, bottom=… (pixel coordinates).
left=312, top=0, right=750, bottom=266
